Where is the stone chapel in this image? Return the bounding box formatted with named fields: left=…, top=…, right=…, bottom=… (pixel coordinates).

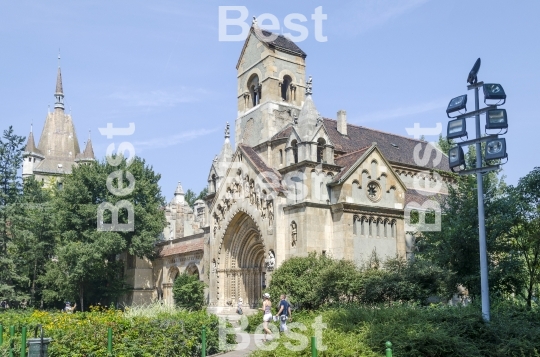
left=126, top=22, right=453, bottom=310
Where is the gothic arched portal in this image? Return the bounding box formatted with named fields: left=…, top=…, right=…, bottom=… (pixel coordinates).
left=217, top=212, right=266, bottom=308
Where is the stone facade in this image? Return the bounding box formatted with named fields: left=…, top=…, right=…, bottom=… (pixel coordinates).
left=129, top=23, right=453, bottom=309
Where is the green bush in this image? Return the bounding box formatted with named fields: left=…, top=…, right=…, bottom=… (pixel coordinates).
left=267, top=253, right=451, bottom=310
left=0, top=307, right=234, bottom=356
left=172, top=273, right=205, bottom=311
left=248, top=303, right=540, bottom=357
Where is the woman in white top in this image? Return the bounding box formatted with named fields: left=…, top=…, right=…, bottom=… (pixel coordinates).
left=259, top=293, right=273, bottom=341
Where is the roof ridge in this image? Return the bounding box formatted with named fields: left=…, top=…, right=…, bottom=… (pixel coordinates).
left=334, top=145, right=372, bottom=160
left=323, top=117, right=429, bottom=144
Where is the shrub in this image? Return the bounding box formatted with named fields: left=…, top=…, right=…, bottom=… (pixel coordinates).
left=248, top=303, right=540, bottom=357
left=172, top=273, right=205, bottom=311
left=0, top=307, right=234, bottom=356
left=267, top=254, right=452, bottom=310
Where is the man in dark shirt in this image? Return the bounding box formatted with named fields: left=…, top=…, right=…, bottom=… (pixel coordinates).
left=276, top=294, right=292, bottom=332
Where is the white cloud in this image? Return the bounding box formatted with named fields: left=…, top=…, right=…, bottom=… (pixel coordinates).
left=132, top=128, right=219, bottom=151
left=333, top=0, right=431, bottom=35
left=355, top=98, right=446, bottom=123
left=110, top=88, right=209, bottom=107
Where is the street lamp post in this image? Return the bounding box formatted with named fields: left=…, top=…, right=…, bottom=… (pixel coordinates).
left=445, top=58, right=508, bottom=322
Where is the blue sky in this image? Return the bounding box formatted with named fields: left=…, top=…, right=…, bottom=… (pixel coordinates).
left=1, top=1, right=539, bottom=201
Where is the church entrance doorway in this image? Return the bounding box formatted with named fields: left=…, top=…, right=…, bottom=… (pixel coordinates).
left=218, top=212, right=265, bottom=308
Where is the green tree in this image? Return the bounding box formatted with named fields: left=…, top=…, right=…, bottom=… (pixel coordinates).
left=510, top=167, right=540, bottom=307
left=172, top=272, right=205, bottom=310
left=0, top=127, right=26, bottom=303
left=416, top=172, right=522, bottom=299
left=185, top=187, right=208, bottom=208
left=11, top=177, right=56, bottom=307
left=436, top=133, right=454, bottom=156
left=42, top=157, right=167, bottom=310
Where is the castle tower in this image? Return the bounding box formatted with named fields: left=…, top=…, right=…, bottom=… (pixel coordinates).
left=23, top=57, right=84, bottom=185
left=235, top=18, right=307, bottom=147
left=75, top=131, right=95, bottom=165
left=22, top=125, right=44, bottom=178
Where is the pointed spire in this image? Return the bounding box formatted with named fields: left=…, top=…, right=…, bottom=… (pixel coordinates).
left=173, top=181, right=185, bottom=205
left=82, top=130, right=95, bottom=160
left=54, top=53, right=64, bottom=110
left=24, top=126, right=41, bottom=154
left=296, top=90, right=320, bottom=140
left=218, top=122, right=233, bottom=163
left=175, top=181, right=184, bottom=195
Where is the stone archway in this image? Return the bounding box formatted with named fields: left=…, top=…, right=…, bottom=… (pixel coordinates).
left=186, top=263, right=200, bottom=280
left=217, top=212, right=266, bottom=308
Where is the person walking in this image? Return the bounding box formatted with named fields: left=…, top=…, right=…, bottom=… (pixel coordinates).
left=237, top=297, right=243, bottom=315
left=276, top=294, right=292, bottom=333
left=259, top=293, right=273, bottom=342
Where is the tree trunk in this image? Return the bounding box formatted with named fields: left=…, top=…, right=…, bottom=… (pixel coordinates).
left=79, top=283, right=84, bottom=312
left=527, top=277, right=534, bottom=308
left=31, top=258, right=38, bottom=304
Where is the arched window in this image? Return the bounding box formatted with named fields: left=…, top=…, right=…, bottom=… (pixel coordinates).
left=353, top=215, right=359, bottom=236
left=281, top=75, right=292, bottom=101
left=291, top=140, right=298, bottom=163
left=211, top=174, right=217, bottom=193
left=279, top=149, right=283, bottom=164
left=317, top=138, right=326, bottom=163
left=248, top=74, right=260, bottom=107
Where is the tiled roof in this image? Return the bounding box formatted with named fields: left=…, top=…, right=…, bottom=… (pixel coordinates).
left=239, top=144, right=286, bottom=193
left=158, top=238, right=204, bottom=257
left=33, top=156, right=76, bottom=175
left=323, top=119, right=450, bottom=171
left=24, top=131, right=42, bottom=155
left=332, top=146, right=371, bottom=183
left=271, top=125, right=293, bottom=141
left=405, top=189, right=447, bottom=207
left=256, top=29, right=307, bottom=57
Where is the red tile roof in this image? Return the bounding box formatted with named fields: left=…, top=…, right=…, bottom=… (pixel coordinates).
left=323, top=119, right=450, bottom=171
left=158, top=238, right=204, bottom=257
left=332, top=146, right=372, bottom=182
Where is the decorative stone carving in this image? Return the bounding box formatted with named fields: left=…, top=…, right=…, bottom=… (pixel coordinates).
left=291, top=221, right=297, bottom=247
left=249, top=181, right=255, bottom=205
left=267, top=200, right=274, bottom=225
left=366, top=181, right=382, bottom=202
left=265, top=250, right=275, bottom=270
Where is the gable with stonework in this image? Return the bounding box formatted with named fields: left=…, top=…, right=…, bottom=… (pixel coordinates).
left=210, top=144, right=283, bottom=242
left=331, top=145, right=407, bottom=210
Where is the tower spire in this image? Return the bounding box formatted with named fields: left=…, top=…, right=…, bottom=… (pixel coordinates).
left=54, top=52, right=64, bottom=110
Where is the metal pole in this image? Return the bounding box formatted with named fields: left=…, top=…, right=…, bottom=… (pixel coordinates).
left=475, top=86, right=490, bottom=321
left=107, top=327, right=112, bottom=354
left=201, top=326, right=206, bottom=357
left=311, top=336, right=317, bottom=357
left=21, top=326, right=27, bottom=357
left=9, top=326, right=14, bottom=357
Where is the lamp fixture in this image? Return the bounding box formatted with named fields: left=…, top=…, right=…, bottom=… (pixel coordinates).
left=448, top=146, right=465, bottom=172
left=446, top=95, right=468, bottom=117
left=485, top=137, right=507, bottom=161
left=483, top=83, right=506, bottom=105
left=447, top=118, right=467, bottom=140
left=485, top=109, right=508, bottom=131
